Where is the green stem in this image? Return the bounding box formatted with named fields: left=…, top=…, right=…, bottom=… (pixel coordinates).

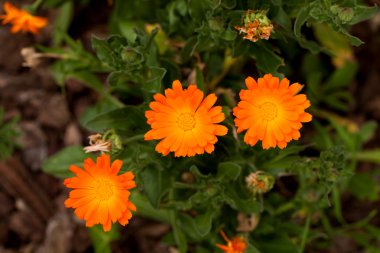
left=332, top=186, right=346, bottom=225
left=123, top=135, right=145, bottom=145
left=29, top=0, right=44, bottom=12
left=299, top=212, right=312, bottom=253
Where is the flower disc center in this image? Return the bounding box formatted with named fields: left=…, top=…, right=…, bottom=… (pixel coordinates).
left=95, top=179, right=115, bottom=201
left=177, top=113, right=196, bottom=131
left=258, top=102, right=278, bottom=121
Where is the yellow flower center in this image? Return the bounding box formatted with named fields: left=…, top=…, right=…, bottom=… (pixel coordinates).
left=95, top=179, right=115, bottom=201
left=258, top=102, right=277, bottom=121
left=177, top=113, right=196, bottom=131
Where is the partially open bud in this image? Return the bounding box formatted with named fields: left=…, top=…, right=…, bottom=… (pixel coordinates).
left=235, top=10, right=273, bottom=42
left=84, top=133, right=111, bottom=153
left=83, top=130, right=122, bottom=155
left=245, top=171, right=275, bottom=195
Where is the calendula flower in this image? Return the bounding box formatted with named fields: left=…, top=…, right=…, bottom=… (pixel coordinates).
left=64, top=154, right=136, bottom=232
left=233, top=74, right=312, bottom=149
left=144, top=80, right=228, bottom=157
left=216, top=231, right=247, bottom=253
left=0, top=2, right=47, bottom=34
left=235, top=10, right=273, bottom=42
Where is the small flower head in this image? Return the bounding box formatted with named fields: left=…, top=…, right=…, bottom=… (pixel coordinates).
left=0, top=2, right=47, bottom=34
left=84, top=131, right=123, bottom=155
left=64, top=154, right=136, bottom=232
left=216, top=231, right=247, bottom=253
left=83, top=133, right=111, bottom=153
left=144, top=80, right=228, bottom=157
left=233, top=74, right=312, bottom=149
left=235, top=10, right=273, bottom=42
left=246, top=171, right=275, bottom=195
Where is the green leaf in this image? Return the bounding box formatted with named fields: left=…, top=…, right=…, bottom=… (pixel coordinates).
left=358, top=121, right=378, bottom=143
left=178, top=214, right=203, bottom=241
left=255, top=235, right=298, bottom=253
left=80, top=98, right=121, bottom=129
left=143, top=67, right=167, bottom=93
left=88, top=225, right=119, bottom=253
left=330, top=118, right=357, bottom=151
left=195, top=66, right=206, bottom=93
left=130, top=192, right=171, bottom=223
left=68, top=71, right=104, bottom=92
left=323, top=62, right=358, bottom=91
left=52, top=1, right=74, bottom=46
left=91, top=35, right=127, bottom=69
left=349, top=173, right=380, bottom=201
left=194, top=208, right=214, bottom=236
left=118, top=21, right=139, bottom=43
left=294, top=6, right=309, bottom=38
left=181, top=36, right=199, bottom=62
left=170, top=212, right=188, bottom=253
left=82, top=106, right=147, bottom=133
left=216, top=161, right=241, bottom=181
left=249, top=44, right=284, bottom=74
left=141, top=165, right=172, bottom=208
left=42, top=146, right=91, bottom=179
left=349, top=5, right=378, bottom=25
left=225, top=188, right=261, bottom=213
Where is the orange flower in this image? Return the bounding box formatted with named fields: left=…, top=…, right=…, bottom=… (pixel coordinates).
left=216, top=231, right=247, bottom=253
left=64, top=154, right=136, bottom=232
left=233, top=74, right=312, bottom=149
left=144, top=80, right=228, bottom=157
left=0, top=2, right=47, bottom=34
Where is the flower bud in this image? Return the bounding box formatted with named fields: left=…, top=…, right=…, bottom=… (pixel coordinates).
left=235, top=10, right=273, bottom=42
left=103, top=129, right=123, bottom=155
left=84, top=130, right=123, bottom=155
left=121, top=46, right=144, bottom=66
left=339, top=8, right=354, bottom=23
left=245, top=171, right=275, bottom=195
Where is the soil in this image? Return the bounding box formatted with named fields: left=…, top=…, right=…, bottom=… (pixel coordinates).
left=0, top=1, right=379, bottom=253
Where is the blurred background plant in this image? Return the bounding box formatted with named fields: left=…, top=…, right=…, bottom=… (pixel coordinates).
left=1, top=0, right=379, bottom=252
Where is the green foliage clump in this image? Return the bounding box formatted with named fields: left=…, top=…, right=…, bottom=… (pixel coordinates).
left=38, top=0, right=380, bottom=252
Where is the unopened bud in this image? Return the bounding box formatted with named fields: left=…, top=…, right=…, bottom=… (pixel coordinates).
left=121, top=46, right=144, bottom=66
left=104, top=129, right=123, bottom=156
left=339, top=8, right=354, bottom=23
